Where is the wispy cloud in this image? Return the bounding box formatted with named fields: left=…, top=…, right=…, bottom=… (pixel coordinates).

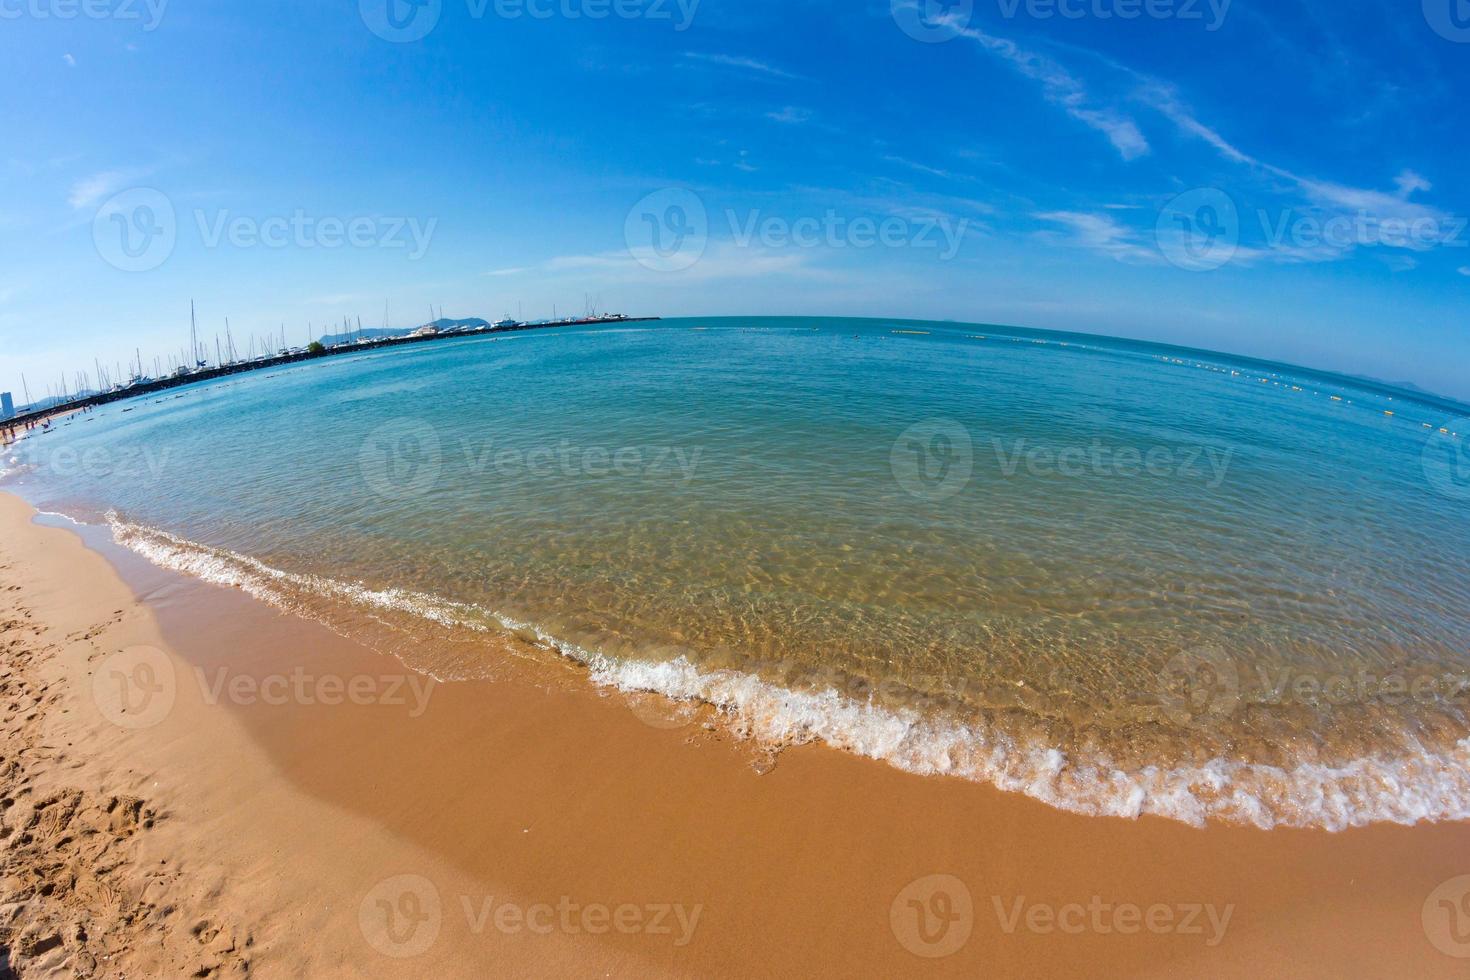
left=1035, top=211, right=1160, bottom=263
left=482, top=266, right=530, bottom=278
left=766, top=106, right=812, bottom=125
left=532, top=242, right=820, bottom=283
left=683, top=52, right=799, bottom=80
left=1458, top=266, right=1470, bottom=277
left=68, top=170, right=145, bottom=210
left=953, top=26, right=1148, bottom=161
left=883, top=156, right=958, bottom=180
left=1135, top=80, right=1456, bottom=251
left=62, top=53, right=76, bottom=68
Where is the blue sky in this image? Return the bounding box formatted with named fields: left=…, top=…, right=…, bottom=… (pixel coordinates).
left=3, top=0, right=1469, bottom=404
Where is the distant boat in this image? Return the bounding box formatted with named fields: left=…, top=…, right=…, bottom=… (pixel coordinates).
left=493, top=318, right=520, bottom=330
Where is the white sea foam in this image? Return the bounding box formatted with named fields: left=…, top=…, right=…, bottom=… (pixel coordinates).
left=0, top=454, right=29, bottom=482
left=105, top=512, right=1470, bottom=832
left=35, top=509, right=88, bottom=526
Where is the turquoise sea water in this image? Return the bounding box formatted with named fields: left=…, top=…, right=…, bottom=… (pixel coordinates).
left=6, top=316, right=1470, bottom=828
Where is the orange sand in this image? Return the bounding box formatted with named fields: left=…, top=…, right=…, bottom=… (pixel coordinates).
left=2, top=490, right=1469, bottom=977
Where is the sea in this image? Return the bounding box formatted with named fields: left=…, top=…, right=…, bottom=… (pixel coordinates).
left=6, top=315, right=1469, bottom=830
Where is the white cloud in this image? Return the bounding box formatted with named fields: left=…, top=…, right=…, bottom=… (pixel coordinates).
left=884, top=156, right=957, bottom=180
left=1035, top=211, right=1160, bottom=263
left=66, top=165, right=166, bottom=215
left=1394, top=170, right=1431, bottom=196
left=683, top=52, right=798, bottom=80
left=1131, top=78, right=1457, bottom=253
left=63, top=53, right=76, bottom=67
left=766, top=106, right=812, bottom=125
left=1458, top=266, right=1470, bottom=277
left=68, top=171, right=135, bottom=210
left=954, top=27, right=1149, bottom=161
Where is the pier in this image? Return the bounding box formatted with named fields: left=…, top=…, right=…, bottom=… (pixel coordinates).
left=3, top=316, right=661, bottom=430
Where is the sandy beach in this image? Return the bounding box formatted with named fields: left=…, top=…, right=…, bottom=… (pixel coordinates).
left=1, top=489, right=1469, bottom=977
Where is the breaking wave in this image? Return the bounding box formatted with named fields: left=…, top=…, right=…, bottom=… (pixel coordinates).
left=106, top=511, right=1470, bottom=832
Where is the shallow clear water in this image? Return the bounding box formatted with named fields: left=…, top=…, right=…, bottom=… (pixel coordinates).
left=7, top=316, right=1470, bottom=828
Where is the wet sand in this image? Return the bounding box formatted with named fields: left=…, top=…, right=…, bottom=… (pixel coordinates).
left=2, top=489, right=1469, bottom=977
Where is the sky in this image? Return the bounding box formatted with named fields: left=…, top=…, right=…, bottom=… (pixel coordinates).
left=2, top=0, right=1469, bottom=405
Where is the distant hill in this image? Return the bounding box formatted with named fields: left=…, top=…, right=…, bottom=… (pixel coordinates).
left=1346, top=373, right=1466, bottom=410
left=316, top=318, right=491, bottom=347
left=315, top=326, right=408, bottom=347
left=429, top=317, right=492, bottom=331
left=16, top=391, right=102, bottom=415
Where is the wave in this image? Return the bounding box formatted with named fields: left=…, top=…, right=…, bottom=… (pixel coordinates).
left=104, top=512, right=1470, bottom=832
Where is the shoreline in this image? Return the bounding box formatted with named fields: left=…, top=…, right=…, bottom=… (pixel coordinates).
left=99, top=508, right=1470, bottom=834
left=0, top=315, right=660, bottom=430
left=3, top=490, right=1470, bottom=976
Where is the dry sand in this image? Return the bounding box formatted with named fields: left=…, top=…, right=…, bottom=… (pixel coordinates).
left=2, top=489, right=1470, bottom=977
